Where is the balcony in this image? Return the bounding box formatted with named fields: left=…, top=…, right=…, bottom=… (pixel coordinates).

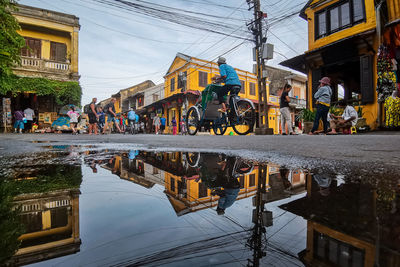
left=289, top=97, right=307, bottom=109
left=19, top=56, right=70, bottom=73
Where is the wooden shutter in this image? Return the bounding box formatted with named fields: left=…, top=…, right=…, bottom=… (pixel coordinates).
left=311, top=68, right=322, bottom=107
left=250, top=82, right=256, bottom=95
left=50, top=42, right=67, bottom=62
left=240, top=80, right=245, bottom=94
left=360, top=55, right=374, bottom=104
left=199, top=71, right=207, bottom=87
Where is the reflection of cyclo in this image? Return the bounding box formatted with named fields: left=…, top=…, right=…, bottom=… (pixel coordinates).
left=185, top=153, right=254, bottom=188
left=186, top=83, right=256, bottom=135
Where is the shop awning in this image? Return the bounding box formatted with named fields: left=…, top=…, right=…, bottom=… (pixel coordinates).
left=280, top=54, right=307, bottom=74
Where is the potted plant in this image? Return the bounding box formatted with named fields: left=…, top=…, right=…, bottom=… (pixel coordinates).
left=300, top=108, right=315, bottom=134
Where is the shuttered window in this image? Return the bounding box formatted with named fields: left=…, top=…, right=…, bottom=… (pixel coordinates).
left=170, top=77, right=175, bottom=92
left=50, top=42, right=67, bottom=62
left=360, top=55, right=374, bottom=104
left=21, top=37, right=41, bottom=58
left=250, top=82, right=256, bottom=95
left=240, top=80, right=245, bottom=94
left=198, top=71, right=208, bottom=87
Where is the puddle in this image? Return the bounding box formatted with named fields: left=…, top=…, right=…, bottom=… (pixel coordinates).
left=0, top=150, right=399, bottom=266
left=29, top=141, right=59, bottom=143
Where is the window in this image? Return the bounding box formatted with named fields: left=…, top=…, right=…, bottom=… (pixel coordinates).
left=239, top=176, right=245, bottom=188
left=250, top=82, right=256, bottom=95
left=21, top=37, right=41, bottom=58
left=50, top=42, right=67, bottom=62
left=153, top=94, right=159, bottom=102
left=198, top=182, right=208, bottom=198
left=313, top=231, right=364, bottom=267
left=249, top=174, right=256, bottom=187
left=170, top=178, right=175, bottom=192
left=178, top=71, right=187, bottom=89
left=315, top=0, right=365, bottom=39
left=240, top=80, right=245, bottom=94
left=170, top=77, right=175, bottom=92
left=352, top=0, right=364, bottom=22
left=138, top=96, right=144, bottom=107
left=198, top=71, right=208, bottom=87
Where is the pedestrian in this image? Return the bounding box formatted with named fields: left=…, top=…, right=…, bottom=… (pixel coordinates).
left=153, top=114, right=161, bottom=134
left=103, top=98, right=122, bottom=134
left=127, top=108, right=136, bottom=133
left=280, top=83, right=295, bottom=135
left=171, top=117, right=177, bottom=135
left=180, top=115, right=187, bottom=135
left=67, top=106, right=80, bottom=134
left=160, top=115, right=166, bottom=134
left=13, top=109, right=25, bottom=134
left=97, top=106, right=105, bottom=133
left=23, top=106, right=35, bottom=133
left=309, top=77, right=332, bottom=135
left=88, top=98, right=99, bottom=135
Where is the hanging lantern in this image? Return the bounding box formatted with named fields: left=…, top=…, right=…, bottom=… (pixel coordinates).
left=177, top=98, right=182, bottom=104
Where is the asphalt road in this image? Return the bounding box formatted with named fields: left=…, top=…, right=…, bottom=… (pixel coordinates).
left=1, top=133, right=400, bottom=176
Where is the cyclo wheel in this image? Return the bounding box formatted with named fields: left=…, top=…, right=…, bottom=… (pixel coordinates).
left=232, top=99, right=255, bottom=135
left=186, top=106, right=200, bottom=135
left=212, top=113, right=228, bottom=135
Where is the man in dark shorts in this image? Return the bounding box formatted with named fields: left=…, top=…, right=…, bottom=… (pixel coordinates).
left=160, top=115, right=166, bottom=134
left=215, top=57, right=241, bottom=113
left=88, top=98, right=99, bottom=135
left=103, top=98, right=122, bottom=133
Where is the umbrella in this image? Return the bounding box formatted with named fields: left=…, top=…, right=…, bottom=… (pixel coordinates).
left=59, top=104, right=82, bottom=115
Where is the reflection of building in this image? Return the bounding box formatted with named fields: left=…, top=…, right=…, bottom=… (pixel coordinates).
left=11, top=189, right=81, bottom=266
left=281, top=174, right=400, bottom=267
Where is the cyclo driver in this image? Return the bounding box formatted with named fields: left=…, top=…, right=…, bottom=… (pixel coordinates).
left=214, top=57, right=241, bottom=113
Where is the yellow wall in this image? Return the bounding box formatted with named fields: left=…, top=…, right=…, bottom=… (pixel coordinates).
left=387, top=0, right=400, bottom=24
left=305, top=0, right=377, bottom=52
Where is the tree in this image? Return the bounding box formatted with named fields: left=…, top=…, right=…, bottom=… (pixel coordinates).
left=0, top=0, right=25, bottom=90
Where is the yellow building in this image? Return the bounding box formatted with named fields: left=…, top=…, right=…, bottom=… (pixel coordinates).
left=163, top=53, right=279, bottom=134
left=5, top=4, right=81, bottom=130
left=11, top=189, right=81, bottom=266
left=281, top=0, right=400, bottom=130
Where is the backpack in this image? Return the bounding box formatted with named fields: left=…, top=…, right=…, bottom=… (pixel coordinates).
left=84, top=104, right=90, bottom=114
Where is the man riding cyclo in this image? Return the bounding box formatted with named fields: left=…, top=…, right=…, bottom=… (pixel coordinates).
left=213, top=57, right=242, bottom=113
left=199, top=57, right=241, bottom=112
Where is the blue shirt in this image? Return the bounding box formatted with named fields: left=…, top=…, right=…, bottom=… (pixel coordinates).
left=127, top=110, right=136, bottom=120
left=160, top=117, right=166, bottom=126
left=219, top=64, right=241, bottom=86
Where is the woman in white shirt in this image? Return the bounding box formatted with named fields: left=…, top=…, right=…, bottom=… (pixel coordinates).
left=67, top=106, right=80, bottom=134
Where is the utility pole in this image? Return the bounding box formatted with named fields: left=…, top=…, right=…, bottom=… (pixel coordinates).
left=247, top=0, right=274, bottom=135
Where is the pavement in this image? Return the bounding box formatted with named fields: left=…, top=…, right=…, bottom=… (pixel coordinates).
left=1, top=132, right=400, bottom=176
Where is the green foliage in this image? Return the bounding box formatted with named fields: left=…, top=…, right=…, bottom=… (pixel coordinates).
left=300, top=108, right=316, bottom=122
left=0, top=180, right=24, bottom=263
left=329, top=105, right=342, bottom=116
left=0, top=0, right=25, bottom=81
left=6, top=165, right=82, bottom=196
left=0, top=76, right=82, bottom=105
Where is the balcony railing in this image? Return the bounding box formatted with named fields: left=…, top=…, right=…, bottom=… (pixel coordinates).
left=19, top=56, right=70, bottom=73
left=289, top=97, right=306, bottom=109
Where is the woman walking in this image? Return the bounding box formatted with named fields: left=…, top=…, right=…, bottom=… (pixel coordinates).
left=67, top=106, right=80, bottom=135
left=309, top=77, right=332, bottom=135
left=171, top=117, right=177, bottom=135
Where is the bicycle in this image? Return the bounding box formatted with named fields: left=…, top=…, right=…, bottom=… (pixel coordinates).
left=186, top=84, right=256, bottom=135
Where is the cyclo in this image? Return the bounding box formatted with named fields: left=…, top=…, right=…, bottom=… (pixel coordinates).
left=185, top=82, right=256, bottom=135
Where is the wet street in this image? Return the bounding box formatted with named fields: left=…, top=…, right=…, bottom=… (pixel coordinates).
left=1, top=141, right=399, bottom=266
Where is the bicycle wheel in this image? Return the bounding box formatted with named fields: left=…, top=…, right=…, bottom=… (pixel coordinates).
left=232, top=99, right=255, bottom=135
left=212, top=114, right=228, bottom=135
left=186, top=106, right=200, bottom=135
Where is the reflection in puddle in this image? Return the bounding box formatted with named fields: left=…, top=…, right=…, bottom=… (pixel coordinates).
left=1, top=150, right=399, bottom=266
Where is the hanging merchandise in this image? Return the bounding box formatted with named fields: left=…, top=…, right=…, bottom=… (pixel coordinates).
left=385, top=95, right=400, bottom=128
left=376, top=45, right=397, bottom=102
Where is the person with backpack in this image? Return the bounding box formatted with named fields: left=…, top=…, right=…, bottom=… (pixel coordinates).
left=86, top=98, right=99, bottom=135
left=13, top=110, right=25, bottom=134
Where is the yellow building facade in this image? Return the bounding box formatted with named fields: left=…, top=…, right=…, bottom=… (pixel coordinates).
left=13, top=4, right=80, bottom=82
left=163, top=53, right=279, bottom=134
left=281, top=0, right=400, bottom=130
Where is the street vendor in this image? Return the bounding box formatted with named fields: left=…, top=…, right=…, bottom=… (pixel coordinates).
left=215, top=57, right=241, bottom=113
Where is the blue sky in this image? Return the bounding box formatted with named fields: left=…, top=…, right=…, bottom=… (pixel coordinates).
left=19, top=0, right=308, bottom=105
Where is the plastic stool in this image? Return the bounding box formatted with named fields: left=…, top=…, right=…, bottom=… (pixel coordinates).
left=350, top=126, right=357, bottom=134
